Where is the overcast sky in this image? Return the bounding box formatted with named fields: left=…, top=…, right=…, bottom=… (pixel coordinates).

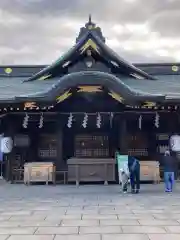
left=0, top=0, right=180, bottom=65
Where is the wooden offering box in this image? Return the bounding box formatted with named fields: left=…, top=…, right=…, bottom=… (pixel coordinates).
left=24, top=162, right=55, bottom=185
left=140, top=161, right=160, bottom=183
left=67, top=158, right=115, bottom=185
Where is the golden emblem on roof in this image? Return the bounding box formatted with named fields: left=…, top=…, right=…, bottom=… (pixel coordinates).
left=4, top=68, right=12, bottom=74
left=77, top=86, right=102, bottom=93
left=24, top=102, right=37, bottom=108
left=172, top=65, right=179, bottom=72
left=56, top=89, right=72, bottom=103
left=143, top=101, right=156, bottom=107
left=80, top=39, right=100, bottom=53
left=108, top=91, right=124, bottom=103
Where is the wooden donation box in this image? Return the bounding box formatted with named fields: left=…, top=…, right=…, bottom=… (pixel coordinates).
left=140, top=161, right=160, bottom=182
left=24, top=162, right=55, bottom=185
left=67, top=158, right=116, bottom=185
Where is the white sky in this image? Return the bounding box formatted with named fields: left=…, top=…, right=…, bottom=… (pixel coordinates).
left=0, top=0, right=180, bottom=64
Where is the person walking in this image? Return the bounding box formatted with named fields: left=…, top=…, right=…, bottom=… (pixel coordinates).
left=161, top=150, right=177, bottom=192
left=128, top=156, right=140, bottom=194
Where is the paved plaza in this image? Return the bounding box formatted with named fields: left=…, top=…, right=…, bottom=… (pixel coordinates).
left=0, top=183, right=180, bottom=239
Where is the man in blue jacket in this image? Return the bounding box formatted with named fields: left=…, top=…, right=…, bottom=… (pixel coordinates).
left=128, top=156, right=140, bottom=194
left=160, top=150, right=177, bottom=192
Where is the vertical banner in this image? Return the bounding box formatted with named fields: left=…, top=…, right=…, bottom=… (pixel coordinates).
left=116, top=154, right=129, bottom=184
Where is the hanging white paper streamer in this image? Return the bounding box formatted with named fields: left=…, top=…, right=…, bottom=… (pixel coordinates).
left=22, top=113, right=29, bottom=128
left=154, top=112, right=160, bottom=128
left=1, top=137, right=13, bottom=153
left=67, top=113, right=73, bottom=128
left=139, top=115, right=142, bottom=129
left=96, top=113, right=101, bottom=128
left=38, top=113, right=44, bottom=128
left=82, top=113, right=88, bottom=128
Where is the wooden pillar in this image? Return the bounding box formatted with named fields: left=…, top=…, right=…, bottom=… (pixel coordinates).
left=29, top=129, right=38, bottom=163
left=56, top=115, right=63, bottom=172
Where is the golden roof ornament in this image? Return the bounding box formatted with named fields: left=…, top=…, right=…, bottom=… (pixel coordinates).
left=4, top=67, right=12, bottom=74
left=143, top=101, right=156, bottom=107
left=24, top=102, right=37, bottom=109
left=80, top=39, right=100, bottom=53
left=56, top=89, right=72, bottom=103
left=77, top=86, right=102, bottom=93
left=108, top=91, right=124, bottom=103
left=38, top=74, right=51, bottom=80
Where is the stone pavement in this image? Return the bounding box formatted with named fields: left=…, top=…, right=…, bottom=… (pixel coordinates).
left=0, top=183, right=180, bottom=239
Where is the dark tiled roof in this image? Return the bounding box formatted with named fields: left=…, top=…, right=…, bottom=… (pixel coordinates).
left=0, top=77, right=57, bottom=101
left=124, top=75, right=180, bottom=97
left=0, top=74, right=180, bottom=102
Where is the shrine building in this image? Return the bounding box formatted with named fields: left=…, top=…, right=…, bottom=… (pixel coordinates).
left=0, top=17, right=180, bottom=184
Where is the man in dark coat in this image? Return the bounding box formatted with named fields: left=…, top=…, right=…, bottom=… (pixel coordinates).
left=128, top=156, right=140, bottom=194
left=161, top=150, right=177, bottom=192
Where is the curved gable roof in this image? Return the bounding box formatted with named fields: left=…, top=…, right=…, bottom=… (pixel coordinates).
left=18, top=71, right=165, bottom=104
left=25, top=19, right=155, bottom=82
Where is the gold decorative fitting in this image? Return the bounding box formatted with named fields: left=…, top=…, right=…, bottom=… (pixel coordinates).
left=77, top=86, right=102, bottom=93
left=24, top=102, right=37, bottom=109
left=39, top=74, right=51, bottom=81
left=172, top=65, right=179, bottom=72
left=80, top=39, right=100, bottom=53
left=108, top=91, right=124, bottom=103
left=56, top=89, right=72, bottom=103
left=143, top=101, right=156, bottom=107
left=4, top=67, right=12, bottom=74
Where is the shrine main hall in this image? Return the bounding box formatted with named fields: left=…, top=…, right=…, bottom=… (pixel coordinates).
left=0, top=17, right=180, bottom=184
